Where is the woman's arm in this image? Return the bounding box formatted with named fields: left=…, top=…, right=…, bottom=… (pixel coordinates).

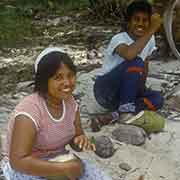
left=69, top=110, right=84, bottom=151
left=73, top=109, right=84, bottom=137
left=10, top=115, right=83, bottom=178
left=70, top=110, right=96, bottom=151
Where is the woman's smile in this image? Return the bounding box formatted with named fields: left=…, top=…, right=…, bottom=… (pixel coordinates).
left=48, top=63, right=76, bottom=100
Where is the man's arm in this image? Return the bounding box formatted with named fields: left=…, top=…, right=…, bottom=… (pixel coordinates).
left=115, top=13, right=162, bottom=60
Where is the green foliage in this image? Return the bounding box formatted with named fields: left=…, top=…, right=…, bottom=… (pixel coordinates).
left=0, top=5, right=33, bottom=47
left=90, top=136, right=96, bottom=144
left=15, top=0, right=90, bottom=14
left=16, top=0, right=49, bottom=8
left=147, top=0, right=155, bottom=4
left=0, top=0, right=90, bottom=48
left=88, top=0, right=128, bottom=21
left=55, top=0, right=90, bottom=15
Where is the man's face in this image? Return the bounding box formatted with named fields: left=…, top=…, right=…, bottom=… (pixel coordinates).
left=128, top=11, right=150, bottom=38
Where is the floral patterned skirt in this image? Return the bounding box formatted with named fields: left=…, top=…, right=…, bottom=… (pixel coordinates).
left=1, top=159, right=112, bottom=180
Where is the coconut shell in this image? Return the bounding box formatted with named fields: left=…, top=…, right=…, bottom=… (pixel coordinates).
left=94, top=135, right=115, bottom=158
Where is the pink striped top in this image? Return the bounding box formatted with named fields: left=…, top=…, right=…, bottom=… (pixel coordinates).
left=4, top=93, right=78, bottom=159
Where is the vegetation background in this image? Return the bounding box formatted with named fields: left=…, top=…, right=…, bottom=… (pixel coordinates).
left=0, top=0, right=163, bottom=48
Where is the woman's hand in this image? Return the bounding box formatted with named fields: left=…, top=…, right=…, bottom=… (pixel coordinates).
left=73, top=134, right=96, bottom=151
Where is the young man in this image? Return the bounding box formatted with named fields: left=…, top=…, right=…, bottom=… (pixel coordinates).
left=91, top=0, right=164, bottom=130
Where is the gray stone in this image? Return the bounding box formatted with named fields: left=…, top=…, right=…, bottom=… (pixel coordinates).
left=112, top=124, right=146, bottom=146
left=119, top=162, right=132, bottom=171
left=146, top=77, right=168, bottom=92
left=0, top=112, right=8, bottom=123
left=165, top=96, right=180, bottom=112
left=16, top=81, right=34, bottom=93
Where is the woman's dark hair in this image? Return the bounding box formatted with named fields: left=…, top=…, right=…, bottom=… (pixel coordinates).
left=126, top=0, right=152, bottom=21
left=34, top=51, right=76, bottom=97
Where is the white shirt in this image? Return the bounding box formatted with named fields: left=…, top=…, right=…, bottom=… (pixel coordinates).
left=100, top=32, right=156, bottom=75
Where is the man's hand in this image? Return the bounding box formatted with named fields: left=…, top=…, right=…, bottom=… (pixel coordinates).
left=73, top=134, right=96, bottom=151
left=149, top=13, right=162, bottom=33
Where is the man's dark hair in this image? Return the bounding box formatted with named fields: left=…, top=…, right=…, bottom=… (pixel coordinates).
left=126, top=0, right=152, bottom=21
left=34, top=51, right=76, bottom=97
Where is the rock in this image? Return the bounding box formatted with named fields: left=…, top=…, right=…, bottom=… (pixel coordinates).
left=167, top=111, right=180, bottom=121
left=146, top=77, right=168, bottom=92
left=0, top=112, right=9, bottom=123
left=119, top=162, right=132, bottom=171
left=94, top=136, right=115, bottom=158
left=165, top=95, right=180, bottom=112
left=112, top=124, right=146, bottom=145
left=87, top=49, right=98, bottom=59
left=16, top=81, right=34, bottom=93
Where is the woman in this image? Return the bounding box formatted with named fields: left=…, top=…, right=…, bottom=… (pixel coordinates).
left=1, top=47, right=111, bottom=180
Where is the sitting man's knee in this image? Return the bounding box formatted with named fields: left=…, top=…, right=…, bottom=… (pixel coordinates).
left=153, top=93, right=164, bottom=110
left=157, top=95, right=164, bottom=109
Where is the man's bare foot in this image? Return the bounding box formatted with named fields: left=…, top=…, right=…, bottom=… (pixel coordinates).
left=97, top=114, right=114, bottom=125
left=90, top=117, right=101, bottom=132
left=117, top=113, right=134, bottom=123
left=90, top=113, right=114, bottom=132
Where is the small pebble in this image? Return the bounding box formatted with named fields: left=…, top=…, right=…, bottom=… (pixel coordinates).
left=119, top=163, right=132, bottom=171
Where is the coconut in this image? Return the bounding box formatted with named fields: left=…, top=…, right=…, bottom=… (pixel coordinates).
left=94, top=135, right=115, bottom=158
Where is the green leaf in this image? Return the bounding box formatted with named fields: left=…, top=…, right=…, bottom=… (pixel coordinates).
left=48, top=0, right=54, bottom=9
left=90, top=136, right=96, bottom=144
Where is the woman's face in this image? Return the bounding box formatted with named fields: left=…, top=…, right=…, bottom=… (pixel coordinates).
left=128, top=11, right=150, bottom=39
left=48, top=63, right=76, bottom=101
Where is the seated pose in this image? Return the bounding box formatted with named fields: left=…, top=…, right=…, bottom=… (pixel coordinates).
left=1, top=47, right=112, bottom=180
left=91, top=1, right=164, bottom=129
